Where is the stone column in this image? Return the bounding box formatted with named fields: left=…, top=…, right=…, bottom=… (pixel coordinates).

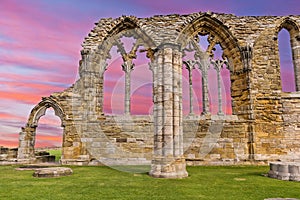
left=198, top=54, right=210, bottom=114
left=122, top=60, right=134, bottom=115
left=211, top=59, right=226, bottom=116
left=98, top=60, right=107, bottom=114
left=183, top=60, right=196, bottom=115
left=241, top=44, right=255, bottom=160
left=17, top=126, right=35, bottom=161
left=149, top=43, right=188, bottom=178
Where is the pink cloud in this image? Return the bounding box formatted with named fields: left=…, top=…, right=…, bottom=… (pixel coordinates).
left=0, top=0, right=87, bottom=55
left=0, top=112, right=26, bottom=121
left=0, top=133, right=19, bottom=147
left=0, top=91, right=41, bottom=104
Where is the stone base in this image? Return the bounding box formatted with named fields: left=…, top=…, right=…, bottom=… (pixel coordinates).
left=33, top=167, right=73, bottom=178
left=149, top=158, right=188, bottom=178
left=268, top=162, right=300, bottom=182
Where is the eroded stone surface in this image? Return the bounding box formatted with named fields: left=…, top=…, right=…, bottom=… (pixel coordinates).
left=16, top=12, right=300, bottom=178
left=33, top=167, right=73, bottom=178
left=268, top=162, right=300, bottom=182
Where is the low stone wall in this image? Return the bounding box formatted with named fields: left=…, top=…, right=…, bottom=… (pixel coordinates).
left=183, top=115, right=250, bottom=165
left=0, top=146, right=18, bottom=161
left=61, top=114, right=253, bottom=166
left=62, top=115, right=154, bottom=166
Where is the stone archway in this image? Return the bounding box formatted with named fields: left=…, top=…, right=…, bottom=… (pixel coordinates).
left=17, top=97, right=66, bottom=161
left=177, top=13, right=245, bottom=117
left=275, top=17, right=300, bottom=91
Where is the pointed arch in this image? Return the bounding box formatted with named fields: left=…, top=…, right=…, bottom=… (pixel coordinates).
left=79, top=16, right=157, bottom=116
left=177, top=14, right=243, bottom=116
left=275, top=17, right=300, bottom=36
left=108, top=16, right=139, bottom=36
left=177, top=14, right=242, bottom=72
left=275, top=17, right=300, bottom=91
left=28, top=97, right=66, bottom=128
left=17, top=97, right=67, bottom=160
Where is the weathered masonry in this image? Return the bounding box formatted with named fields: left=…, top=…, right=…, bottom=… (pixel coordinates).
left=18, top=12, right=300, bottom=178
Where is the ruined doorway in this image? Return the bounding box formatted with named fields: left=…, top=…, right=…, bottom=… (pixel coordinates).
left=17, top=98, right=66, bottom=162
left=35, top=107, right=63, bottom=162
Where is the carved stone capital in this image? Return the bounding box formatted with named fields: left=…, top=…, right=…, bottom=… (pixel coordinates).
left=122, top=61, right=134, bottom=73
left=183, top=60, right=196, bottom=71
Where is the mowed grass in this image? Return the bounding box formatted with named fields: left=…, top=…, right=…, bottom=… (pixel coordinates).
left=0, top=165, right=300, bottom=200
left=47, top=149, right=62, bottom=162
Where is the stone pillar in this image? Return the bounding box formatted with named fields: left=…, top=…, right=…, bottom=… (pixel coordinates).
left=98, top=60, right=107, bottom=114
left=149, top=43, right=188, bottom=178
left=183, top=60, right=196, bottom=115
left=198, top=54, right=210, bottom=114
left=122, top=60, right=134, bottom=115
left=17, top=126, right=35, bottom=161
left=241, top=44, right=255, bottom=160
left=211, top=59, right=226, bottom=116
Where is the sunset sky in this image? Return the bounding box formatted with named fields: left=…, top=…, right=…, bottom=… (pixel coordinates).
left=1, top=0, right=299, bottom=148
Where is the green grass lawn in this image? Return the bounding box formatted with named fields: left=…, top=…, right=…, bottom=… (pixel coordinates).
left=0, top=165, right=299, bottom=200
left=47, top=149, right=62, bottom=162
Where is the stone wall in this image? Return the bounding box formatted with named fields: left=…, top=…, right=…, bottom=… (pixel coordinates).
left=17, top=12, right=300, bottom=167
left=0, top=146, right=18, bottom=161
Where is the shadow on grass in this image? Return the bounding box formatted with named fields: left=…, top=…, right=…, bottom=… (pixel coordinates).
left=109, top=165, right=151, bottom=174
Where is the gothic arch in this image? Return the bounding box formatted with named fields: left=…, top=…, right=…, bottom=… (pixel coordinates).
left=79, top=16, right=156, bottom=115
left=177, top=14, right=245, bottom=116
left=177, top=14, right=242, bottom=72
left=28, top=97, right=65, bottom=128
left=96, top=19, right=156, bottom=62
left=79, top=16, right=156, bottom=75
left=275, top=17, right=300, bottom=91
left=275, top=17, right=300, bottom=36
left=17, top=97, right=66, bottom=160
left=108, top=16, right=139, bottom=36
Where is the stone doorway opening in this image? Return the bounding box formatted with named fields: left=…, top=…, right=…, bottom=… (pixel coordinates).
left=35, top=107, right=63, bottom=163
left=17, top=98, right=66, bottom=164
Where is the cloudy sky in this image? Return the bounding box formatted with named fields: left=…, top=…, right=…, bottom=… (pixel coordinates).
left=0, top=0, right=299, bottom=147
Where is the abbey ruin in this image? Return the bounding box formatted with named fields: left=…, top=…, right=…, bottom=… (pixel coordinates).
left=16, top=12, right=300, bottom=178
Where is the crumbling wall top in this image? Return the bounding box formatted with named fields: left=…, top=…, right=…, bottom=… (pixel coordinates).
left=82, top=12, right=300, bottom=52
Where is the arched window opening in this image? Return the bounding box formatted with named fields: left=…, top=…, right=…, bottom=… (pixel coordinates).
left=130, top=48, right=153, bottom=115
left=182, top=61, right=190, bottom=116
left=182, top=34, right=232, bottom=116
left=35, top=107, right=63, bottom=161
left=207, top=65, right=218, bottom=114
left=278, top=28, right=296, bottom=92
left=214, top=44, right=232, bottom=114
left=182, top=43, right=202, bottom=116
left=221, top=67, right=232, bottom=115
left=103, top=46, right=124, bottom=115
left=198, top=35, right=209, bottom=52
left=213, top=44, right=223, bottom=59
left=192, top=68, right=203, bottom=115
left=102, top=31, right=153, bottom=115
